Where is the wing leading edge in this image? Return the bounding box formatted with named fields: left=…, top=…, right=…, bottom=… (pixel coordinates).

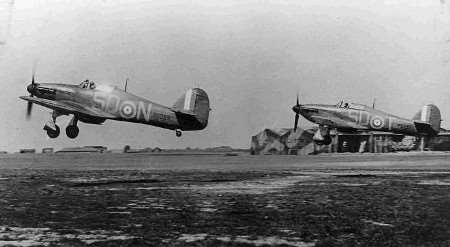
left=19, top=96, right=116, bottom=119
left=310, top=115, right=369, bottom=131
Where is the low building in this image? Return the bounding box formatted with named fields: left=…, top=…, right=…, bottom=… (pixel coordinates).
left=123, top=146, right=153, bottom=153
left=56, top=146, right=107, bottom=153
left=42, top=148, right=54, bottom=154
left=122, top=146, right=163, bottom=153
left=205, top=146, right=234, bottom=152
left=19, top=149, right=36, bottom=154
left=323, top=131, right=411, bottom=153
left=428, top=132, right=450, bottom=151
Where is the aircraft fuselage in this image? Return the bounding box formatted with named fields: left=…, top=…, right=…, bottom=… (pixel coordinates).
left=21, top=80, right=210, bottom=139
left=34, top=83, right=188, bottom=130
left=297, top=104, right=419, bottom=135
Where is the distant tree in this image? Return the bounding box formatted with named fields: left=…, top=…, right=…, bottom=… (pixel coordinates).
left=123, top=145, right=130, bottom=153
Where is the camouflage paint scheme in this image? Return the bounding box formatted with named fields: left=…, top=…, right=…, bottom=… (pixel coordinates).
left=20, top=80, right=210, bottom=138
left=292, top=101, right=441, bottom=145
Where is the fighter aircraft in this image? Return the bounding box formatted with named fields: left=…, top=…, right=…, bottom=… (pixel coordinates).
left=20, top=74, right=210, bottom=139
left=292, top=96, right=441, bottom=145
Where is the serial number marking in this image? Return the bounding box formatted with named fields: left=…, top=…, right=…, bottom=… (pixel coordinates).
left=153, top=113, right=171, bottom=122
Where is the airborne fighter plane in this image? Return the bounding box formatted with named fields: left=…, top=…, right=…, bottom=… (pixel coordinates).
left=20, top=74, right=210, bottom=139
left=291, top=96, right=441, bottom=145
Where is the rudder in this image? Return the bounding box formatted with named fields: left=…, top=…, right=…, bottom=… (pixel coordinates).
left=412, top=104, right=441, bottom=133
left=173, top=88, right=210, bottom=129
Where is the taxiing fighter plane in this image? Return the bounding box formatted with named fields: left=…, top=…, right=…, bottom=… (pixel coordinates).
left=20, top=74, right=210, bottom=139
left=292, top=96, right=441, bottom=145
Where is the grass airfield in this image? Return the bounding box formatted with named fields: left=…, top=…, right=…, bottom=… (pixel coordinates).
left=0, top=152, right=450, bottom=246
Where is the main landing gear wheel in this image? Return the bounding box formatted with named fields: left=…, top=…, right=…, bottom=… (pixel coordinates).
left=66, top=125, right=79, bottom=139
left=323, top=135, right=332, bottom=145
left=46, top=125, right=60, bottom=139
left=176, top=130, right=182, bottom=137
left=316, top=135, right=332, bottom=146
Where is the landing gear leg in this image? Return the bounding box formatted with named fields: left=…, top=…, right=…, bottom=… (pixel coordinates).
left=176, top=129, right=182, bottom=137
left=66, top=116, right=79, bottom=139
left=43, top=111, right=61, bottom=138
left=313, top=125, right=331, bottom=145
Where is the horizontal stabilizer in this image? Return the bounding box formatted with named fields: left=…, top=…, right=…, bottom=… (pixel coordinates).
left=170, top=108, right=197, bottom=117
left=413, top=121, right=437, bottom=135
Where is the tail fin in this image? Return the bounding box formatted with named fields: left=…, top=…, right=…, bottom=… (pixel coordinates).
left=172, top=88, right=210, bottom=130
left=412, top=104, right=441, bottom=134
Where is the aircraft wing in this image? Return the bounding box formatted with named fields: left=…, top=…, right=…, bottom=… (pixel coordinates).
left=309, top=115, right=335, bottom=126
left=310, top=115, right=369, bottom=130
left=19, top=96, right=116, bottom=119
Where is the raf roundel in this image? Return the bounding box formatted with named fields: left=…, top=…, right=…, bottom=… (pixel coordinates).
left=370, top=116, right=384, bottom=129
left=120, top=101, right=136, bottom=119
left=123, top=106, right=132, bottom=114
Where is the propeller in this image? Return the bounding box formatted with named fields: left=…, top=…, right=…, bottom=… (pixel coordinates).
left=26, top=102, right=33, bottom=119
left=25, top=69, right=36, bottom=119
left=293, top=94, right=300, bottom=132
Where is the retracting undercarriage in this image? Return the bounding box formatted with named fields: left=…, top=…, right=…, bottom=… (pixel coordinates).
left=43, top=111, right=79, bottom=139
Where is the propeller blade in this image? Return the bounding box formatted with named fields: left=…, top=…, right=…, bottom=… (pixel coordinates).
left=294, top=113, right=299, bottom=132
left=31, top=61, right=37, bottom=85
left=26, top=101, right=33, bottom=119
left=293, top=93, right=300, bottom=132
left=28, top=65, right=37, bottom=97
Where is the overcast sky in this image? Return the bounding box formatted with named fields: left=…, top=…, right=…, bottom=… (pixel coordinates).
left=0, top=0, right=450, bottom=152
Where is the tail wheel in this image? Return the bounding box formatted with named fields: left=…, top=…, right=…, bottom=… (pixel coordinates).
left=46, top=125, right=60, bottom=139
left=176, top=130, right=182, bottom=137
left=66, top=125, right=79, bottom=139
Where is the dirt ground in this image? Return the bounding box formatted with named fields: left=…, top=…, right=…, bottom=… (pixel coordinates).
left=0, top=152, right=450, bottom=246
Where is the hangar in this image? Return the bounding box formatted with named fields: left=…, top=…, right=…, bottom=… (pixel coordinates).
left=250, top=128, right=450, bottom=155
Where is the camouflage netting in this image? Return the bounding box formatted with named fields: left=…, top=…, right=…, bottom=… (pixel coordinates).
left=250, top=128, right=315, bottom=155
left=250, top=128, right=424, bottom=155
left=391, top=136, right=417, bottom=151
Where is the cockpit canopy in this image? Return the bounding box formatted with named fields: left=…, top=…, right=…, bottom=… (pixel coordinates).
left=79, top=79, right=96, bottom=89
left=336, top=100, right=369, bottom=110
